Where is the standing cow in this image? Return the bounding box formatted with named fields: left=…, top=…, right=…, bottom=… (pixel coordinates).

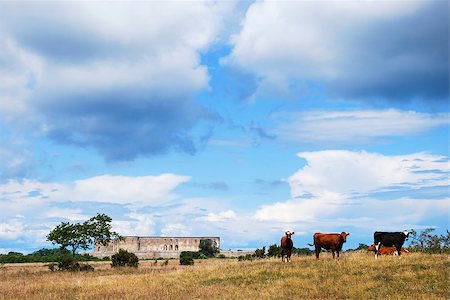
left=308, top=232, right=350, bottom=259
left=373, top=231, right=409, bottom=259
left=281, top=231, right=294, bottom=262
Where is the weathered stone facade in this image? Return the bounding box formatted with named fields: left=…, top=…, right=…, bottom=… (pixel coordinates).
left=93, top=236, right=220, bottom=259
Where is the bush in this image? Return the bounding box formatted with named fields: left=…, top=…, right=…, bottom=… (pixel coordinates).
left=180, top=251, right=195, bottom=265
left=254, top=247, right=266, bottom=258
left=217, top=254, right=226, bottom=259
left=199, top=239, right=219, bottom=257
left=111, top=249, right=139, bottom=268
left=58, top=256, right=80, bottom=271
left=267, top=244, right=281, bottom=257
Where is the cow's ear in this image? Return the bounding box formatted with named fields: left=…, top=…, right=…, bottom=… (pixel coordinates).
left=347, top=233, right=350, bottom=236
left=292, top=232, right=295, bottom=235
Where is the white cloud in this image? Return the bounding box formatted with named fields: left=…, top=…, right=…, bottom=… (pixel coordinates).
left=0, top=218, right=26, bottom=239
left=113, top=213, right=156, bottom=237
left=225, top=1, right=446, bottom=101
left=254, top=150, right=449, bottom=227
left=195, top=210, right=238, bottom=222
left=161, top=223, right=192, bottom=237
left=0, top=174, right=189, bottom=207
left=273, top=109, right=449, bottom=145
left=289, top=150, right=448, bottom=197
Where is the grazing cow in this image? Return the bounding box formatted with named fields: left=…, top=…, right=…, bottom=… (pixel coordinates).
left=367, top=244, right=409, bottom=255
left=308, top=232, right=350, bottom=259
left=373, top=231, right=409, bottom=259
left=281, top=231, right=294, bottom=262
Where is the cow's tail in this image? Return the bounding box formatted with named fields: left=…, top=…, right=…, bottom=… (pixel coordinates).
left=307, top=243, right=315, bottom=247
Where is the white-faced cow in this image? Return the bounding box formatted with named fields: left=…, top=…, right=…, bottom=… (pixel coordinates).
left=308, top=232, right=350, bottom=259
left=281, top=231, right=294, bottom=262
left=373, top=231, right=409, bottom=259
left=368, top=244, right=409, bottom=255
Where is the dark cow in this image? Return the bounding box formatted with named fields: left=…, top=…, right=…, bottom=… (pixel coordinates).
left=281, top=231, right=294, bottom=262
left=308, top=232, right=350, bottom=259
left=373, top=231, right=409, bottom=258
left=368, top=243, right=409, bottom=255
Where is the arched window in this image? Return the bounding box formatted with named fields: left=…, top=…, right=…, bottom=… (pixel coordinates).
left=170, top=245, right=173, bottom=250
left=175, top=245, right=179, bottom=251
left=164, top=245, right=167, bottom=250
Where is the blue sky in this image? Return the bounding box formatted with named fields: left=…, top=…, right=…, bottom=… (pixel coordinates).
left=0, top=1, right=448, bottom=253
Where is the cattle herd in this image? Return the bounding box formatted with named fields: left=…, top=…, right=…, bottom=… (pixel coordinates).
left=280, top=230, right=410, bottom=261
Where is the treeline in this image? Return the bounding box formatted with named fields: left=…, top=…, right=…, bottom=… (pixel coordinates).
left=0, top=248, right=104, bottom=264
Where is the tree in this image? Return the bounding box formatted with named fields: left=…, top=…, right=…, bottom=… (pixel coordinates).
left=47, top=213, right=120, bottom=256
left=409, top=228, right=450, bottom=254
left=254, top=246, right=266, bottom=258
left=267, top=244, right=281, bottom=257
left=199, top=239, right=219, bottom=257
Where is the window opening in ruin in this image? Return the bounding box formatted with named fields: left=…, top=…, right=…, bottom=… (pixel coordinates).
left=175, top=245, right=178, bottom=251
left=164, top=245, right=167, bottom=250
left=170, top=245, right=173, bottom=250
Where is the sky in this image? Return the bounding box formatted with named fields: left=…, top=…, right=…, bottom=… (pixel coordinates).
left=0, top=0, right=448, bottom=253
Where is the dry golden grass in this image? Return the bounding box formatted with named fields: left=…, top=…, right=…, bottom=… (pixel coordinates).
left=0, top=252, right=448, bottom=299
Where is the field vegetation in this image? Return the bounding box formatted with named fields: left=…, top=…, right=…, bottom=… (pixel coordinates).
left=1, top=252, right=448, bottom=299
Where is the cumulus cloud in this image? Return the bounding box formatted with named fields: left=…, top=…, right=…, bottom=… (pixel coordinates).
left=227, top=1, right=448, bottom=102
left=195, top=210, right=237, bottom=222
left=0, top=174, right=189, bottom=207
left=273, top=109, right=449, bottom=145
left=0, top=2, right=234, bottom=160
left=0, top=218, right=26, bottom=239
left=254, top=150, right=449, bottom=229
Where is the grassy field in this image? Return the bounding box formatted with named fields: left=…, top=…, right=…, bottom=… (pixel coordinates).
left=0, top=252, right=448, bottom=299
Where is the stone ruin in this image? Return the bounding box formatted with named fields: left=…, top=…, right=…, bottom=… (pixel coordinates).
left=93, top=236, right=220, bottom=259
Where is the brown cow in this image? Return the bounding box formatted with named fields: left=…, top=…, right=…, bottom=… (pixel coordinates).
left=368, top=243, right=409, bottom=255
left=281, top=231, right=294, bottom=262
left=308, top=232, right=350, bottom=259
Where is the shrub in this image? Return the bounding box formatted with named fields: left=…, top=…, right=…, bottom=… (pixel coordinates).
left=58, top=256, right=80, bottom=271
left=254, top=247, right=266, bottom=258
left=180, top=251, right=195, bottom=265
left=267, top=244, right=281, bottom=257
left=199, top=239, right=219, bottom=257
left=111, top=249, right=139, bottom=268
left=217, top=254, right=226, bottom=259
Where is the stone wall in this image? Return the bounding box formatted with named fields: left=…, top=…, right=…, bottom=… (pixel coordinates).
left=93, top=236, right=220, bottom=259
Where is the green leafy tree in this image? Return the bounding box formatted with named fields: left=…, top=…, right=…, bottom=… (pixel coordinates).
left=199, top=239, right=219, bottom=257
left=254, top=246, right=266, bottom=258
left=267, top=244, right=281, bottom=257
left=409, top=228, right=449, bottom=254
left=47, top=213, right=120, bottom=256
left=111, top=249, right=139, bottom=268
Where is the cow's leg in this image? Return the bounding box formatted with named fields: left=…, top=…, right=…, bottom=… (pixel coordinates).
left=315, top=247, right=320, bottom=259
left=331, top=250, right=335, bottom=259
left=375, top=242, right=380, bottom=259
left=396, top=245, right=402, bottom=256
left=337, top=251, right=340, bottom=258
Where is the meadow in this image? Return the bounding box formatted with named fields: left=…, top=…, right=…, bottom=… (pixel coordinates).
left=0, top=252, right=448, bottom=299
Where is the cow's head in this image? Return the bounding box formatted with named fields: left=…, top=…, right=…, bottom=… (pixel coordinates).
left=403, top=230, right=409, bottom=240
left=285, top=231, right=294, bottom=238
left=340, top=232, right=350, bottom=242
left=367, top=244, right=376, bottom=251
